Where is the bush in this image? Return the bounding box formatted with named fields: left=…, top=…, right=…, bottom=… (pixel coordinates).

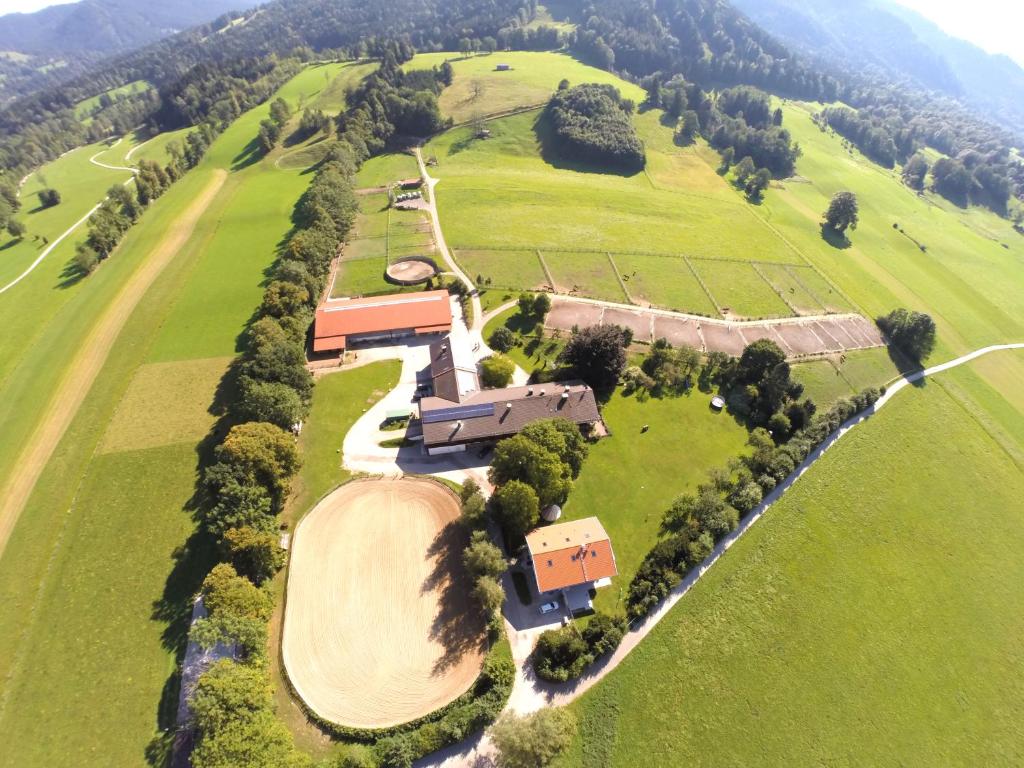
left=533, top=625, right=591, bottom=681
left=876, top=308, right=936, bottom=361
left=481, top=354, right=515, bottom=388
left=38, top=188, right=61, bottom=207
left=489, top=325, right=516, bottom=353
left=490, top=708, right=577, bottom=768
left=580, top=612, right=626, bottom=658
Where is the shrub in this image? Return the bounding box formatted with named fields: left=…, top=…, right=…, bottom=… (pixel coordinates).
left=490, top=708, right=577, bottom=768
left=490, top=479, right=540, bottom=541
left=489, top=325, right=516, bottom=353
left=533, top=626, right=591, bottom=682
left=481, top=354, right=515, bottom=388
left=580, top=613, right=626, bottom=658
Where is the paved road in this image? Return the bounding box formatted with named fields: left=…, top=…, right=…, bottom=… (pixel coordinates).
left=413, top=341, right=1024, bottom=767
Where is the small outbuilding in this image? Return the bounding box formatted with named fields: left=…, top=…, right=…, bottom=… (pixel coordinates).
left=495, top=63, right=511, bottom=71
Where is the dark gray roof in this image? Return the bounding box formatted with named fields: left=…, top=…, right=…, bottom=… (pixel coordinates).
left=428, top=337, right=480, bottom=404
left=420, top=381, right=600, bottom=447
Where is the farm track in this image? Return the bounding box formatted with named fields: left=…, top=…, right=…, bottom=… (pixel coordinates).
left=416, top=342, right=1024, bottom=767
left=0, top=169, right=228, bottom=560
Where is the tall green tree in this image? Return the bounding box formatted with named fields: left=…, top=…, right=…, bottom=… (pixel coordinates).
left=823, top=190, right=859, bottom=233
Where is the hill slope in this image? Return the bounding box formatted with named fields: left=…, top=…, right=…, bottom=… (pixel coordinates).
left=731, top=0, right=1024, bottom=132
left=0, top=0, right=254, bottom=101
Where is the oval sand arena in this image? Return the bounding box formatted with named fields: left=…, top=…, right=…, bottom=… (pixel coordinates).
left=283, top=478, right=486, bottom=728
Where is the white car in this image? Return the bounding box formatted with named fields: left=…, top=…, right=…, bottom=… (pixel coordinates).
left=539, top=601, right=559, bottom=615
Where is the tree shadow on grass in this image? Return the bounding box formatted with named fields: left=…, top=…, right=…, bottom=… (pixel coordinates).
left=820, top=224, right=852, bottom=250
left=422, top=520, right=487, bottom=675
left=883, top=342, right=927, bottom=388
left=231, top=137, right=263, bottom=172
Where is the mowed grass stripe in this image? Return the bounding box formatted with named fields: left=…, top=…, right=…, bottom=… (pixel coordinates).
left=0, top=169, right=226, bottom=559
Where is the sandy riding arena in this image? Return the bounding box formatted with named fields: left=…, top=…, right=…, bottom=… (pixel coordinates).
left=283, top=478, right=485, bottom=728
left=386, top=257, right=438, bottom=285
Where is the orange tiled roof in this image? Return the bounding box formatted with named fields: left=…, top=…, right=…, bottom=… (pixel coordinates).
left=313, top=291, right=451, bottom=351
left=526, top=517, right=617, bottom=593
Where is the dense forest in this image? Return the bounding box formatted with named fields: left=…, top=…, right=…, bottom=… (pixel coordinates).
left=544, top=83, right=645, bottom=171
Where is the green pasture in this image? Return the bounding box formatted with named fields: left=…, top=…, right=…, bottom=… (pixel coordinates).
left=557, top=358, right=1024, bottom=766
left=0, top=140, right=129, bottom=289
left=355, top=152, right=420, bottom=189
left=756, top=101, right=1024, bottom=357
left=0, top=65, right=328, bottom=766
left=74, top=79, right=152, bottom=120
left=791, top=347, right=901, bottom=409
left=691, top=259, right=792, bottom=319
left=424, top=106, right=802, bottom=281
left=543, top=250, right=628, bottom=303
left=408, top=50, right=642, bottom=124
left=561, top=386, right=751, bottom=616
left=614, top=253, right=716, bottom=315
left=455, top=248, right=549, bottom=293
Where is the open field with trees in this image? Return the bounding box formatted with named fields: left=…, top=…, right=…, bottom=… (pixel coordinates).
left=0, top=64, right=338, bottom=766
left=556, top=357, right=1024, bottom=766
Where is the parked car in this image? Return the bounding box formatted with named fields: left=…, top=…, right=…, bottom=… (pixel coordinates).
left=539, top=601, right=559, bottom=615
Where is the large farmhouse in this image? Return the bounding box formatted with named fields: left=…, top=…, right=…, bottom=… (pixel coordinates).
left=312, top=290, right=452, bottom=353
left=418, top=336, right=602, bottom=456
left=525, top=517, right=618, bottom=613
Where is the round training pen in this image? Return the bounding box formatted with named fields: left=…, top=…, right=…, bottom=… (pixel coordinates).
left=385, top=256, right=440, bottom=286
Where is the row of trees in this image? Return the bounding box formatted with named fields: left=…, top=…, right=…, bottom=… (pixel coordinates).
left=257, top=97, right=293, bottom=154
left=544, top=83, right=645, bottom=172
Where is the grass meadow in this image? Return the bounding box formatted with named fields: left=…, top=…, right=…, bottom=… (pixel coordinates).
left=557, top=357, right=1024, bottom=766
left=0, top=65, right=333, bottom=766
left=561, top=386, right=751, bottom=616
left=408, top=50, right=640, bottom=123
left=74, top=79, right=153, bottom=121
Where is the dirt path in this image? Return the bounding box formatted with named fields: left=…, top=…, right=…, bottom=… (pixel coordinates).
left=88, top=138, right=138, bottom=174
left=415, top=341, right=1024, bottom=767
left=413, top=148, right=482, bottom=334
left=0, top=169, right=228, bottom=560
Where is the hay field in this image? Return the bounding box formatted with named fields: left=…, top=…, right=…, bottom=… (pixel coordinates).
left=283, top=478, right=485, bottom=728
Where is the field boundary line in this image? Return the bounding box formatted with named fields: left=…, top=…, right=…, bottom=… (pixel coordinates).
left=752, top=261, right=798, bottom=314
left=683, top=256, right=721, bottom=315
left=607, top=251, right=632, bottom=304
left=0, top=169, right=228, bottom=560
left=537, top=250, right=556, bottom=291
left=783, top=263, right=828, bottom=312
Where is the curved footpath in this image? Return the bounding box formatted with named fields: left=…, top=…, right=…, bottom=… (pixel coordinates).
left=413, top=341, right=1024, bottom=767
left=0, top=138, right=137, bottom=295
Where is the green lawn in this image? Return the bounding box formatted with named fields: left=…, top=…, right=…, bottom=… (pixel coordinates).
left=543, top=250, right=628, bottom=303
left=355, top=152, right=420, bottom=189
left=0, top=65, right=330, bottom=767
left=482, top=305, right=564, bottom=374
left=557, top=358, right=1024, bottom=766
left=0, top=140, right=129, bottom=290
left=691, top=258, right=793, bottom=319
left=561, top=387, right=751, bottom=616
left=614, top=252, right=717, bottom=315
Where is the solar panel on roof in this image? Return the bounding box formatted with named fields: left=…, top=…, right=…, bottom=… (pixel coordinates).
left=421, top=402, right=496, bottom=424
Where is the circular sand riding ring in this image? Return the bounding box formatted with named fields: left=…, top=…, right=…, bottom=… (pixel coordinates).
left=282, top=477, right=485, bottom=729
left=385, top=256, right=440, bottom=285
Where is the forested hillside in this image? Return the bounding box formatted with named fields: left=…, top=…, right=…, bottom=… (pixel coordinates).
left=731, top=0, right=1024, bottom=134
left=0, top=0, right=254, bottom=103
